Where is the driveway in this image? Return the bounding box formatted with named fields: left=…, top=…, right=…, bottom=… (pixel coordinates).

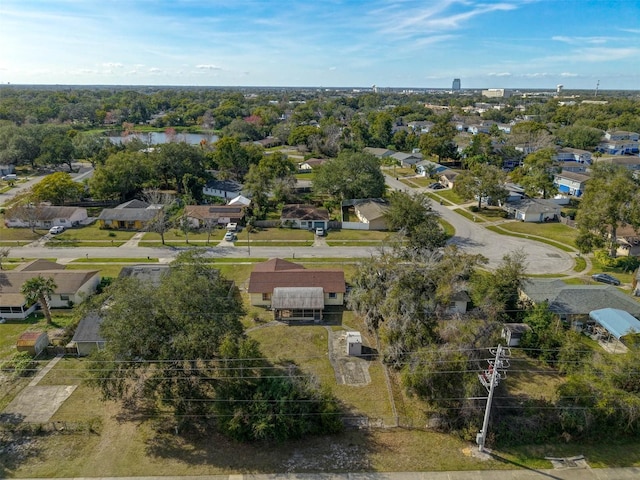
left=385, top=175, right=574, bottom=275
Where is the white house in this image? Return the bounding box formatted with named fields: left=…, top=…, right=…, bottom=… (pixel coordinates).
left=4, top=205, right=88, bottom=229
left=598, top=131, right=639, bottom=155
left=203, top=179, right=243, bottom=200
left=503, top=198, right=561, bottom=223
left=554, top=147, right=592, bottom=164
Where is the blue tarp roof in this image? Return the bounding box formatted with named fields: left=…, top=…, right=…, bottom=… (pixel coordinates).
left=589, top=308, right=640, bottom=339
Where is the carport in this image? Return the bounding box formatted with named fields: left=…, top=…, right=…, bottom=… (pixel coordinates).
left=589, top=308, right=640, bottom=352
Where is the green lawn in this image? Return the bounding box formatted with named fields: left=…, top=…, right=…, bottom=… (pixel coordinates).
left=435, top=189, right=466, bottom=205
left=455, top=208, right=486, bottom=222
left=492, top=221, right=578, bottom=248
left=54, top=224, right=137, bottom=241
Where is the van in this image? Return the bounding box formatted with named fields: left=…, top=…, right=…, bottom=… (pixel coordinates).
left=2, top=174, right=17, bottom=181
left=226, top=222, right=238, bottom=232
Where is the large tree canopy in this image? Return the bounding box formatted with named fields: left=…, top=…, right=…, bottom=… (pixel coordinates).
left=88, top=253, right=341, bottom=440
left=575, top=163, right=640, bottom=256
left=313, top=151, right=385, bottom=200
left=31, top=171, right=85, bottom=205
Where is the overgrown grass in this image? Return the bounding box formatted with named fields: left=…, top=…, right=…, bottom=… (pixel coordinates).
left=64, top=263, right=124, bottom=279
left=573, top=256, right=587, bottom=272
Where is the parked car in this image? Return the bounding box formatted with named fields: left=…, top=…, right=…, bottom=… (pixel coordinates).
left=591, top=273, right=621, bottom=286
left=315, top=227, right=325, bottom=236
left=49, top=226, right=65, bottom=234
left=430, top=183, right=445, bottom=190
left=223, top=232, right=236, bottom=241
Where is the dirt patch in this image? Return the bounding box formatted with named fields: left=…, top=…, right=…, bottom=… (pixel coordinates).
left=327, top=329, right=372, bottom=386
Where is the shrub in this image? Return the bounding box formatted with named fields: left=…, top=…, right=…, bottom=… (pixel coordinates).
left=1, top=351, right=36, bottom=377
left=469, top=206, right=479, bottom=213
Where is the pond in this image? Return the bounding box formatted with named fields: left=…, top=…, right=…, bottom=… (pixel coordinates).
left=107, top=131, right=218, bottom=145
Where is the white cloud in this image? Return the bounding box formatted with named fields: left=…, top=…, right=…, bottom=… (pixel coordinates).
left=488, top=72, right=512, bottom=77
left=102, top=62, right=124, bottom=69
left=560, top=72, right=578, bottom=77
left=196, top=64, right=222, bottom=70
left=149, top=67, right=162, bottom=73
left=552, top=36, right=608, bottom=45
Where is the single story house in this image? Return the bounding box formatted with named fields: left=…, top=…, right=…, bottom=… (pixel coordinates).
left=118, top=264, right=171, bottom=286
left=203, top=179, right=244, bottom=200
left=297, top=158, right=327, bottom=172
left=247, top=258, right=346, bottom=321
left=0, top=260, right=100, bottom=320
left=407, top=121, right=434, bottom=133
left=613, top=225, right=640, bottom=257
left=553, top=171, right=590, bottom=197
left=363, top=147, right=395, bottom=159
left=16, top=331, right=49, bottom=356
left=183, top=205, right=245, bottom=229
left=70, top=312, right=105, bottom=356
left=520, top=279, right=640, bottom=327
left=415, top=160, right=448, bottom=177
left=254, top=136, right=282, bottom=148
left=392, top=152, right=422, bottom=168
left=439, top=170, right=459, bottom=189
left=503, top=198, right=560, bottom=223
left=353, top=198, right=389, bottom=231
left=97, top=200, right=162, bottom=230
left=281, top=204, right=330, bottom=230
left=4, top=205, right=88, bottom=229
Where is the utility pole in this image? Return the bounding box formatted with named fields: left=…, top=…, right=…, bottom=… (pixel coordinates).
left=476, top=344, right=510, bottom=452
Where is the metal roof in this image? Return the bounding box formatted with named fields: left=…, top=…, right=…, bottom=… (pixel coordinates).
left=272, top=287, right=324, bottom=310
left=589, top=308, right=640, bottom=340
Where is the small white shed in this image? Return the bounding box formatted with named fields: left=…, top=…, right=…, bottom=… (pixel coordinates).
left=346, top=331, right=362, bottom=356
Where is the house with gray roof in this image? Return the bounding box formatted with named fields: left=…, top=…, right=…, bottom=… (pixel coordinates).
left=71, top=312, right=106, bottom=356
left=502, top=198, right=560, bottom=223
left=520, top=279, right=640, bottom=326
left=553, top=171, right=590, bottom=197
left=353, top=198, right=389, bottom=231
left=203, top=179, right=243, bottom=200
left=392, top=151, right=423, bottom=168
left=97, top=200, right=164, bottom=230
left=4, top=205, right=88, bottom=229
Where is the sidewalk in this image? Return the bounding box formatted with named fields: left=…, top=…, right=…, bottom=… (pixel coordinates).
left=9, top=468, right=640, bottom=480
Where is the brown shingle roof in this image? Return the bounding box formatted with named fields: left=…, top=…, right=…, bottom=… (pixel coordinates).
left=0, top=270, right=99, bottom=307
left=248, top=259, right=345, bottom=294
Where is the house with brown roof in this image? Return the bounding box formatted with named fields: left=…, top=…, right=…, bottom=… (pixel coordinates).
left=247, top=258, right=346, bottom=322
left=280, top=204, right=330, bottom=230
left=184, top=204, right=245, bottom=229
left=297, top=158, right=327, bottom=172
left=0, top=260, right=100, bottom=320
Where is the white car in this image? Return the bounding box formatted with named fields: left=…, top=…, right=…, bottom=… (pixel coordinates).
left=49, top=226, right=65, bottom=234
left=315, top=227, right=325, bottom=236
left=223, top=232, right=236, bottom=241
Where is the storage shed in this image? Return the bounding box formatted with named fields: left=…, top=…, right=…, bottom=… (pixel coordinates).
left=346, top=331, right=363, bottom=356
left=501, top=323, right=531, bottom=347
left=16, top=331, right=49, bottom=356
left=589, top=308, right=640, bottom=340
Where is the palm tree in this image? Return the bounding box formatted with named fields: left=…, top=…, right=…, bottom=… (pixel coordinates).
left=21, top=275, right=57, bottom=325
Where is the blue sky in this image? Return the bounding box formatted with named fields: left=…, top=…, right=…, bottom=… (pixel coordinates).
left=1, top=0, right=639, bottom=89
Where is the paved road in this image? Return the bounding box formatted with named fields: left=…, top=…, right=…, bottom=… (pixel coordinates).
left=8, top=468, right=640, bottom=480
left=385, top=175, right=575, bottom=275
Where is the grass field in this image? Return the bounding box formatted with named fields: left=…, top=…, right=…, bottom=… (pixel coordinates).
left=492, top=222, right=578, bottom=248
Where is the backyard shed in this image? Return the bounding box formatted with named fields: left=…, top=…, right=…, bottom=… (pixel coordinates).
left=501, top=323, right=531, bottom=347
left=71, top=312, right=106, bottom=356
left=16, top=331, right=49, bottom=356
left=346, top=331, right=363, bottom=356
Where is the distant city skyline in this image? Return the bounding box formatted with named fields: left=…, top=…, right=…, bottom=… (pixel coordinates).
left=1, top=0, right=639, bottom=90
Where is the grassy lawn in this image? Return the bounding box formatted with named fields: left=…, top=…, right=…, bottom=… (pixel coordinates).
left=440, top=218, right=455, bottom=237
left=435, top=189, right=466, bottom=205
left=0, top=225, right=45, bottom=241
left=588, top=256, right=637, bottom=285
left=573, top=256, right=587, bottom=272
left=54, top=224, right=137, bottom=241
left=64, top=263, right=124, bottom=279
left=492, top=222, right=578, bottom=248
left=325, top=229, right=392, bottom=240
left=410, top=176, right=436, bottom=187
left=70, top=257, right=159, bottom=263
left=486, top=226, right=576, bottom=253
left=143, top=229, right=225, bottom=242
left=455, top=208, right=486, bottom=222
